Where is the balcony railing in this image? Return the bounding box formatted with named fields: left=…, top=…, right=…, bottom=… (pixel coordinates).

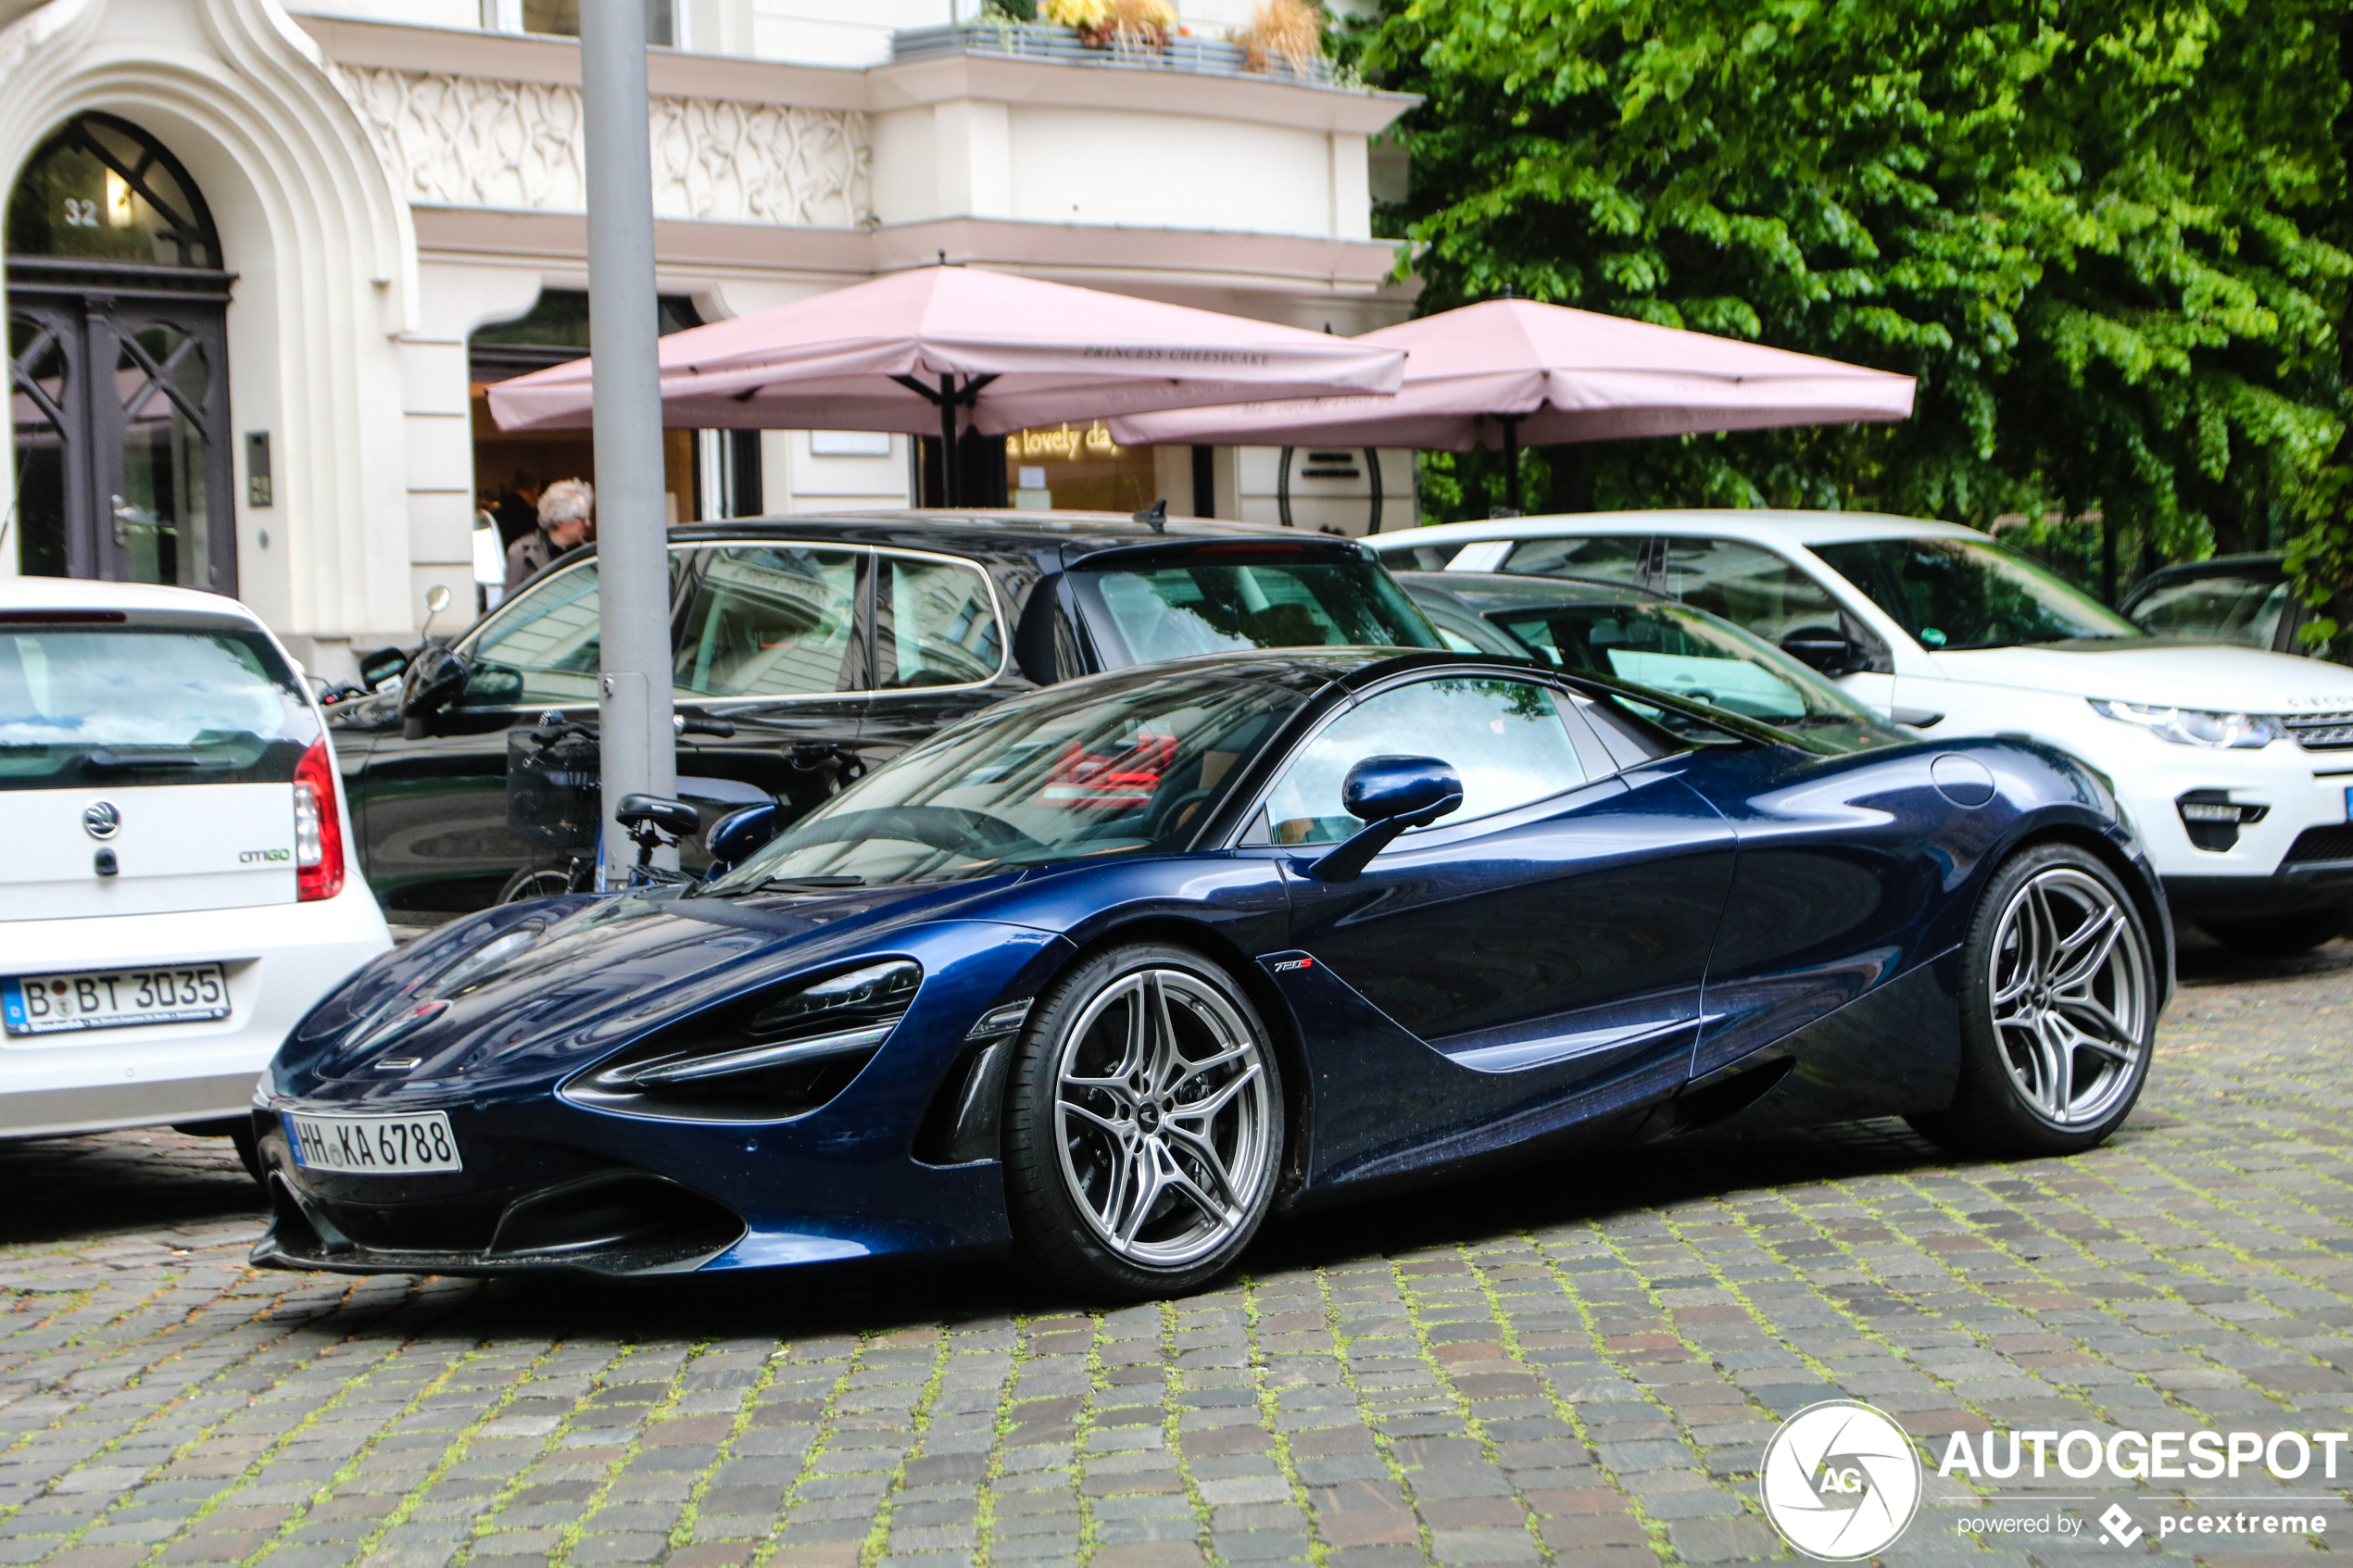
left=891, top=22, right=1340, bottom=87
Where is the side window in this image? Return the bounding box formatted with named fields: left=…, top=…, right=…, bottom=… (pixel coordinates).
left=462, top=562, right=600, bottom=708
left=1391, top=545, right=1460, bottom=571
left=1260, top=677, right=1590, bottom=847
left=877, top=555, right=1004, bottom=688
left=1655, top=538, right=1843, bottom=643
left=1503, top=535, right=1651, bottom=585
left=673, top=546, right=860, bottom=699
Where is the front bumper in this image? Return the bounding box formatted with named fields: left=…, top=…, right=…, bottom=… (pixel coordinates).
left=253, top=1117, right=749, bottom=1276
left=249, top=1096, right=1013, bottom=1279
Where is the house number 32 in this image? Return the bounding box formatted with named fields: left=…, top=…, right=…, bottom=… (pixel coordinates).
left=60, top=197, right=99, bottom=227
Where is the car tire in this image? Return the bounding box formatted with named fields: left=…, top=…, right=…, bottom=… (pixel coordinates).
left=1002, top=942, right=1284, bottom=1300
left=1907, top=843, right=2158, bottom=1159
left=497, top=867, right=574, bottom=905
left=2198, top=911, right=2346, bottom=955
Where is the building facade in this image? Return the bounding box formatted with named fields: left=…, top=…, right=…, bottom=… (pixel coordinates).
left=0, top=0, right=1415, bottom=676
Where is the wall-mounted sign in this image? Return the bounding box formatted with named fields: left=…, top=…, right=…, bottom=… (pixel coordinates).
left=245, top=432, right=273, bottom=508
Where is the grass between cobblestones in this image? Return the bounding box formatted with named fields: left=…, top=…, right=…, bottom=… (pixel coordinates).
left=6, top=942, right=2353, bottom=1568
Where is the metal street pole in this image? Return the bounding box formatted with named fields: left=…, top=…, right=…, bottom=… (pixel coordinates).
left=580, top=0, right=676, bottom=881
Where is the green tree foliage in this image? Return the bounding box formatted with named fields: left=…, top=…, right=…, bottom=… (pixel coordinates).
left=1362, top=0, right=2352, bottom=594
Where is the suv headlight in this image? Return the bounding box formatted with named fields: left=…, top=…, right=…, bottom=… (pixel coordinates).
left=2088, top=699, right=2283, bottom=749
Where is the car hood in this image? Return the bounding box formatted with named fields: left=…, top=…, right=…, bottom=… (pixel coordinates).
left=270, top=876, right=1034, bottom=1100
left=1932, top=640, right=2353, bottom=712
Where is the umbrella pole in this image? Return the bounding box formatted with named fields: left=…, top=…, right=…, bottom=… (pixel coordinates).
left=939, top=372, right=960, bottom=508
left=1503, top=416, right=1523, bottom=517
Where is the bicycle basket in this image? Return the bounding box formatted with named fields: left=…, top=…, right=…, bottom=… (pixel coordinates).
left=507, top=727, right=601, bottom=850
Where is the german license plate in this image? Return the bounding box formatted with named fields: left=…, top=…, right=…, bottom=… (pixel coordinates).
left=285, top=1111, right=462, bottom=1174
left=1, top=963, right=230, bottom=1035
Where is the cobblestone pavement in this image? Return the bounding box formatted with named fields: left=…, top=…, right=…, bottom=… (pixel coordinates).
left=8, top=938, right=2353, bottom=1568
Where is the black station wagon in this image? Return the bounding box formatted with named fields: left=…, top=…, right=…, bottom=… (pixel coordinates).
left=328, top=510, right=1442, bottom=921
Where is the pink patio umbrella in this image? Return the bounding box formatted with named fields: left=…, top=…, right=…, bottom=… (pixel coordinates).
left=1107, top=298, right=1917, bottom=514
left=487, top=266, right=1407, bottom=505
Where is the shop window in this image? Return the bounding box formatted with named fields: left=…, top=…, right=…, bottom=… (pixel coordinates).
left=1002, top=421, right=1155, bottom=514
left=470, top=289, right=703, bottom=555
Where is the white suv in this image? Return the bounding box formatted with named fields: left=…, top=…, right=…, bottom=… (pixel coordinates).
left=1365, top=510, right=2353, bottom=952
left=0, top=578, right=390, bottom=1156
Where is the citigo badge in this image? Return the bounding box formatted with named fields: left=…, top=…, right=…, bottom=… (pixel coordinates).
left=1758, top=1400, right=1922, bottom=1560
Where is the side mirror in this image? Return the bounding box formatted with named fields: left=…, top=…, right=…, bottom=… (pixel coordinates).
left=705, top=804, right=779, bottom=877
left=397, top=646, right=470, bottom=733
left=1343, top=755, right=1466, bottom=825
left=1309, top=755, right=1464, bottom=884
left=1780, top=626, right=1857, bottom=674
left=358, top=646, right=410, bottom=689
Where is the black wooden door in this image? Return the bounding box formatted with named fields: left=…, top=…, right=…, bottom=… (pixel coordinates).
left=7, top=273, right=235, bottom=593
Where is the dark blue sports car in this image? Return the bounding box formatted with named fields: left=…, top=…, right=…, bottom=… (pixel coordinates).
left=252, top=646, right=2170, bottom=1298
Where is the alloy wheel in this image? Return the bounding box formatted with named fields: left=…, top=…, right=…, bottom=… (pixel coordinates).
left=1052, top=968, right=1275, bottom=1268
left=1988, top=867, right=2151, bottom=1128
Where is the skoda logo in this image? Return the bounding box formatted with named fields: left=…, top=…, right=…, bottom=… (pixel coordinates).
left=1758, top=1400, right=1920, bottom=1560
left=82, top=801, right=121, bottom=841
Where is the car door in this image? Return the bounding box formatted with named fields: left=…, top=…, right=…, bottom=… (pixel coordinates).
left=1679, top=741, right=1994, bottom=1121
left=666, top=541, right=867, bottom=847
left=356, top=558, right=609, bottom=918
left=851, top=546, right=1022, bottom=775
left=1259, top=671, right=1740, bottom=1189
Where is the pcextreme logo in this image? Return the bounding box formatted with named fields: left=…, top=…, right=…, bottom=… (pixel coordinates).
left=1759, top=1401, right=1923, bottom=1561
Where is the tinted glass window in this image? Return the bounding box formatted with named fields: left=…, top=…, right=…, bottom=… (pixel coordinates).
left=1812, top=536, right=2136, bottom=649
left=464, top=561, right=601, bottom=707
left=1503, top=535, right=1650, bottom=585
left=879, top=555, right=1002, bottom=688
left=2129, top=571, right=2289, bottom=649
left=1071, top=553, right=1440, bottom=668
left=706, top=671, right=1307, bottom=888
left=1389, top=545, right=1461, bottom=571
left=1491, top=598, right=1875, bottom=730
left=1262, top=677, right=1587, bottom=847
left=0, top=623, right=313, bottom=790
left=675, top=546, right=859, bottom=698
left=1655, top=537, right=1844, bottom=644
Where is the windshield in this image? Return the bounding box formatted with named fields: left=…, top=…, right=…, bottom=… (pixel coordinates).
left=707, top=667, right=1310, bottom=889
left=1070, top=551, right=1441, bottom=668
left=2127, top=570, right=2289, bottom=649
left=0, top=622, right=314, bottom=790
left=1485, top=596, right=1881, bottom=729
left=1811, top=536, right=2138, bottom=650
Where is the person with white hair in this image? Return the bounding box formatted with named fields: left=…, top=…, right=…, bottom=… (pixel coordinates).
left=504, top=477, right=594, bottom=592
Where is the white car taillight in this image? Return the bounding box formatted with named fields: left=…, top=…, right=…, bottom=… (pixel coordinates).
left=293, top=737, right=344, bottom=901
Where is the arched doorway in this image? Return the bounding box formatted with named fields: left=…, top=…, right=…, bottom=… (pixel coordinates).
left=6, top=111, right=234, bottom=591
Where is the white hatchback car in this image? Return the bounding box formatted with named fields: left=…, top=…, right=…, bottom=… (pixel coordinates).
left=1365, top=510, right=2353, bottom=951
left=1, top=578, right=390, bottom=1158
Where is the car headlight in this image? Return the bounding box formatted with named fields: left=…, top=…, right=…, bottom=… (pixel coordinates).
left=2088, top=699, right=2283, bottom=749
left=567, top=960, right=921, bottom=1119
